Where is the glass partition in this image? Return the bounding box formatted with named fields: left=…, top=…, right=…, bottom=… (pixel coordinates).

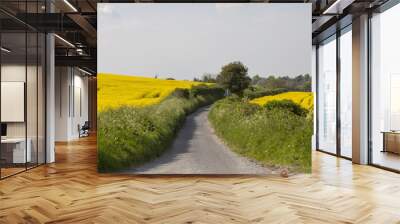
left=339, top=27, right=352, bottom=158
left=1, top=31, right=28, bottom=177
left=370, top=3, right=400, bottom=171
left=0, top=2, right=46, bottom=179
left=317, top=35, right=337, bottom=154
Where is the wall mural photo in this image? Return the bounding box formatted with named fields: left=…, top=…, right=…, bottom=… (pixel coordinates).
left=97, top=3, right=312, bottom=175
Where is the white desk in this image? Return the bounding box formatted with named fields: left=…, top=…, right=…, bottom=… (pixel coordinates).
left=1, top=138, right=31, bottom=163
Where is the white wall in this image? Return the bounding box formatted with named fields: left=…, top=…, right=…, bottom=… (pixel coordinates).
left=55, top=66, right=70, bottom=141
left=55, top=67, right=89, bottom=141
left=1, top=65, right=38, bottom=137
left=72, top=73, right=89, bottom=138
left=1, top=65, right=27, bottom=142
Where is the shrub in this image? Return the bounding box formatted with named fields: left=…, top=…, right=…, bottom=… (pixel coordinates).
left=208, top=98, right=312, bottom=173
left=190, top=85, right=224, bottom=98
left=243, top=88, right=288, bottom=100
left=264, top=99, right=308, bottom=117
left=172, top=88, right=190, bottom=99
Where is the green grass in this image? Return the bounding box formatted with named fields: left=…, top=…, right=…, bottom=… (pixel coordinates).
left=97, top=87, right=224, bottom=172
left=208, top=97, right=312, bottom=173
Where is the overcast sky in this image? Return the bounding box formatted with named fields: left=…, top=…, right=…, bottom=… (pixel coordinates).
left=98, top=3, right=311, bottom=79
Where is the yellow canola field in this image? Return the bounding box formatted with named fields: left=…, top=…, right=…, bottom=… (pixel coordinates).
left=98, top=73, right=205, bottom=111
left=250, top=92, right=314, bottom=110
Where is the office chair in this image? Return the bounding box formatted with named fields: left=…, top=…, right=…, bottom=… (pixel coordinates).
left=79, top=121, right=90, bottom=138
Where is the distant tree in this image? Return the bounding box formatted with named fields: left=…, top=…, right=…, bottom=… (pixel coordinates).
left=301, top=74, right=311, bottom=91
left=302, top=81, right=311, bottom=91
left=263, top=76, right=284, bottom=90
left=216, top=61, right=251, bottom=96
left=253, top=74, right=312, bottom=91
left=251, top=75, right=262, bottom=85
left=201, top=73, right=217, bottom=83
left=166, top=77, right=175, bottom=80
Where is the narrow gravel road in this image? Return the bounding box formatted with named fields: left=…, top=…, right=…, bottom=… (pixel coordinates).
left=126, top=105, right=270, bottom=174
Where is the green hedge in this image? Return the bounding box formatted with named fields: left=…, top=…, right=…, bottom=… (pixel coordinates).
left=98, top=87, right=224, bottom=172
left=264, top=99, right=308, bottom=117
left=243, top=88, right=288, bottom=99
left=208, top=97, right=312, bottom=173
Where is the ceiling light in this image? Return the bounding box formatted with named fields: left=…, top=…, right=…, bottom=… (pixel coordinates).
left=76, top=48, right=85, bottom=55
left=78, top=67, right=93, bottom=76
left=1, top=47, right=11, bottom=53
left=54, top=34, right=75, bottom=48
left=323, top=0, right=343, bottom=14
left=63, top=0, right=78, bottom=12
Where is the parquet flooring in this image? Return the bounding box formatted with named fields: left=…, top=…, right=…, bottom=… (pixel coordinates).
left=1, top=135, right=400, bottom=223
left=0, top=167, right=26, bottom=178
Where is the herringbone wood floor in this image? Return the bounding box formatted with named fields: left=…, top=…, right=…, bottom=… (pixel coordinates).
left=1, top=135, right=400, bottom=224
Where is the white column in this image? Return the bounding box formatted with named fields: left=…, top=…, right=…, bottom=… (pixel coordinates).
left=352, top=14, right=369, bottom=164
left=46, top=32, right=55, bottom=163
left=312, top=45, right=317, bottom=150
left=45, top=0, right=56, bottom=163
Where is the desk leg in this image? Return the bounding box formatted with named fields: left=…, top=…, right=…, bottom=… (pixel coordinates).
left=382, top=133, right=386, bottom=153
